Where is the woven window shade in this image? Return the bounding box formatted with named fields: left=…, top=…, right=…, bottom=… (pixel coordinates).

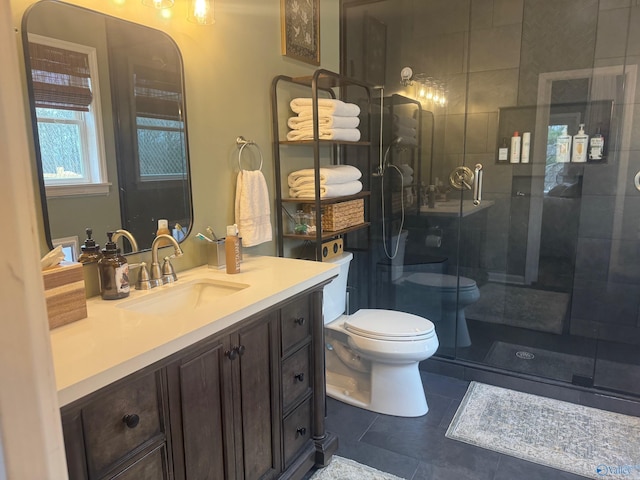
left=28, top=42, right=93, bottom=112
left=134, top=65, right=182, bottom=120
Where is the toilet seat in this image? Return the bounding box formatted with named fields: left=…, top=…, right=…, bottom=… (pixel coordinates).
left=344, top=309, right=435, bottom=341
left=404, top=272, right=476, bottom=291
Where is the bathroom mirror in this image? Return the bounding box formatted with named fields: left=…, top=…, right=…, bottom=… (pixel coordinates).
left=22, top=0, right=192, bottom=255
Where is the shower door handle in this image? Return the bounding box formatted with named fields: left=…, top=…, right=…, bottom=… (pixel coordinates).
left=473, top=164, right=483, bottom=206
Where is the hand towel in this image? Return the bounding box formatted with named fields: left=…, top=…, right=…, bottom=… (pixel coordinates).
left=289, top=180, right=363, bottom=199
left=286, top=127, right=361, bottom=142
left=290, top=98, right=361, bottom=117
left=235, top=170, right=272, bottom=247
left=287, top=115, right=360, bottom=130
left=288, top=165, right=362, bottom=188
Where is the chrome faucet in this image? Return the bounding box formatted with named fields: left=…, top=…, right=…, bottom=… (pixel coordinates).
left=150, top=234, right=183, bottom=287
left=112, top=229, right=139, bottom=253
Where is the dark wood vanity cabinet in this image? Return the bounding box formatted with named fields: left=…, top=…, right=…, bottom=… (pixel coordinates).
left=60, top=287, right=337, bottom=480
left=167, top=311, right=280, bottom=480
left=60, top=369, right=172, bottom=480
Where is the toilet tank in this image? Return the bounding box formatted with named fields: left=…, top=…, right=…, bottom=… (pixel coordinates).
left=322, top=252, right=353, bottom=324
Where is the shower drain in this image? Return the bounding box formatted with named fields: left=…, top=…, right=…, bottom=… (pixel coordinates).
left=515, top=351, right=535, bottom=360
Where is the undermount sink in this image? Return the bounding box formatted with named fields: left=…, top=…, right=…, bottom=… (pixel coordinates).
left=116, top=279, right=250, bottom=317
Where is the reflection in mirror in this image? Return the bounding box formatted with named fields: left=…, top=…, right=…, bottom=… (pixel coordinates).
left=22, top=0, right=192, bottom=254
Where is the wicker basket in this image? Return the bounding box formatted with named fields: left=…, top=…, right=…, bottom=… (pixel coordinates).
left=303, top=198, right=364, bottom=232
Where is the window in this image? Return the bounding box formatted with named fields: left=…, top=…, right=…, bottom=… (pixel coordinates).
left=133, top=65, right=187, bottom=182
left=28, top=34, right=109, bottom=196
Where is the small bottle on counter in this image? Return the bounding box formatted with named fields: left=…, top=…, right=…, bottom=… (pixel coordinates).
left=155, top=219, right=172, bottom=247
left=225, top=224, right=241, bottom=274
left=98, top=232, right=130, bottom=300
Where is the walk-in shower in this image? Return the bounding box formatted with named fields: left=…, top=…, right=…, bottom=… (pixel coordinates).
left=342, top=0, right=640, bottom=399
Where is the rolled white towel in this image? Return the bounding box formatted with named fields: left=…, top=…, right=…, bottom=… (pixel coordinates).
left=287, top=115, right=360, bottom=130
left=399, top=164, right=414, bottom=176
left=289, top=180, right=363, bottom=199
left=393, top=114, right=418, bottom=129
left=286, top=127, right=361, bottom=142
left=392, top=123, right=417, bottom=139
left=288, top=165, right=362, bottom=188
left=290, top=98, right=361, bottom=117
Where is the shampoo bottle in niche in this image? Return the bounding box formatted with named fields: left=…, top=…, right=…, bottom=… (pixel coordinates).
left=510, top=131, right=521, bottom=163
left=498, top=138, right=509, bottom=162
left=521, top=132, right=531, bottom=163
left=98, top=232, right=130, bottom=300
left=556, top=127, right=572, bottom=163
left=572, top=123, right=589, bottom=163
left=225, top=224, right=240, bottom=274
left=589, top=128, right=605, bottom=161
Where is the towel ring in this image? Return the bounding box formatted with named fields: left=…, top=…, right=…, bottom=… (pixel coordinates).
left=236, top=136, right=264, bottom=171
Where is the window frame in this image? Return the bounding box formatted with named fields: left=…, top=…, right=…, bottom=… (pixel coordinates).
left=28, top=33, right=110, bottom=197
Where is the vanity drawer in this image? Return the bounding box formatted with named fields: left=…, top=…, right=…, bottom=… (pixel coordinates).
left=282, top=398, right=312, bottom=468
left=111, top=444, right=170, bottom=480
left=81, top=371, right=164, bottom=477
left=282, top=345, right=311, bottom=412
left=281, top=295, right=311, bottom=352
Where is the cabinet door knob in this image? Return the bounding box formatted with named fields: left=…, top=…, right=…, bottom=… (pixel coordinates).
left=122, top=414, right=140, bottom=429
left=236, top=345, right=246, bottom=356
left=294, top=317, right=305, bottom=326
left=296, top=426, right=307, bottom=437
left=294, top=373, right=305, bottom=382
left=225, top=349, right=238, bottom=360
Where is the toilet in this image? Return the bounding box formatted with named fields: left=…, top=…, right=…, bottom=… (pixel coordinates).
left=378, top=229, right=480, bottom=349
left=396, top=273, right=479, bottom=349
left=323, top=252, right=439, bottom=417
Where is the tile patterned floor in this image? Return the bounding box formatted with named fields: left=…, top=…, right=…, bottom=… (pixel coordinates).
left=312, top=372, right=587, bottom=479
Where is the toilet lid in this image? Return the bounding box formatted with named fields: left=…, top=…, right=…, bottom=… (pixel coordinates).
left=404, top=272, right=476, bottom=290
left=344, top=309, right=435, bottom=341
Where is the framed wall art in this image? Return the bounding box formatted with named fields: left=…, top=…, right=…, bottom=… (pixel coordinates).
left=281, top=0, right=320, bottom=65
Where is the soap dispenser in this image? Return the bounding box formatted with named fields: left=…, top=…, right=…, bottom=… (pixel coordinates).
left=77, top=228, right=102, bottom=264
left=98, top=232, right=130, bottom=300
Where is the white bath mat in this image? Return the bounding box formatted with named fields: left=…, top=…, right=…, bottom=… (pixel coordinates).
left=310, top=456, right=405, bottom=480
left=446, top=382, right=640, bottom=479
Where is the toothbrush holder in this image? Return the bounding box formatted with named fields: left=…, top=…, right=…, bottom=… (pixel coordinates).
left=207, top=239, right=226, bottom=269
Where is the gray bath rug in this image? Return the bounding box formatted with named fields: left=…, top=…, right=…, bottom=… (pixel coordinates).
left=484, top=341, right=594, bottom=383
left=446, top=382, right=640, bottom=479
left=465, top=283, right=569, bottom=334
left=310, top=456, right=404, bottom=480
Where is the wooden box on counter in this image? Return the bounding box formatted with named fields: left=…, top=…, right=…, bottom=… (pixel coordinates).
left=42, top=262, right=87, bottom=329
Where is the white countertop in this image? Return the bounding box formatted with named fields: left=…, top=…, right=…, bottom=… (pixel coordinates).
left=50, top=255, right=338, bottom=407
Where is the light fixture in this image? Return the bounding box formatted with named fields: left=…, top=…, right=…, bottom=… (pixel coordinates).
left=187, top=0, right=215, bottom=25
left=411, top=73, right=446, bottom=108
left=142, top=0, right=174, bottom=9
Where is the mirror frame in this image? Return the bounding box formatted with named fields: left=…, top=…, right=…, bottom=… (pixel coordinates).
left=21, top=0, right=194, bottom=255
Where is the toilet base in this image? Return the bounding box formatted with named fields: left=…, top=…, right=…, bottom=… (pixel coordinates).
left=326, top=357, right=428, bottom=417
